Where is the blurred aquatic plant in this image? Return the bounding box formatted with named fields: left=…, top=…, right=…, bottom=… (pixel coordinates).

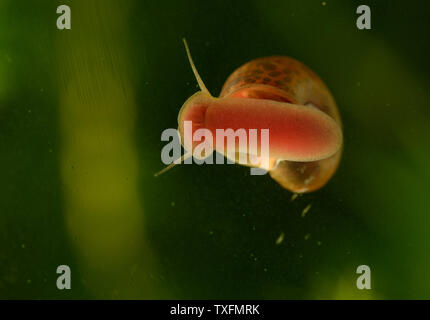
left=57, top=0, right=162, bottom=298
left=256, top=0, right=430, bottom=298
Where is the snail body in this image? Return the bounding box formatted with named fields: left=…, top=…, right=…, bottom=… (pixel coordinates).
left=161, top=40, right=343, bottom=193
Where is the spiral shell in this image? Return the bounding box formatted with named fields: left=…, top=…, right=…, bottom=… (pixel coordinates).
left=220, top=56, right=342, bottom=193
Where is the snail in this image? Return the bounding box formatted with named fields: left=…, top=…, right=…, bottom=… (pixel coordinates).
left=156, top=39, right=343, bottom=193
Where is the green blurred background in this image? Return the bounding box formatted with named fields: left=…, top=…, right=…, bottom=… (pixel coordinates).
left=0, top=0, right=429, bottom=299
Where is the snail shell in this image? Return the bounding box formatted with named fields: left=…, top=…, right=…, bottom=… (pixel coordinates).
left=219, top=56, right=342, bottom=193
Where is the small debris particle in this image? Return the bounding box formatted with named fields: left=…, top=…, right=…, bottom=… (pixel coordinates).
left=317, top=241, right=322, bottom=246
left=304, top=233, right=311, bottom=240
left=301, top=204, right=312, bottom=218
left=209, top=231, right=214, bottom=236
left=322, top=1, right=327, bottom=6
left=171, top=201, right=175, bottom=207
left=304, top=175, right=315, bottom=186
left=290, top=193, right=298, bottom=201
left=276, top=232, right=285, bottom=245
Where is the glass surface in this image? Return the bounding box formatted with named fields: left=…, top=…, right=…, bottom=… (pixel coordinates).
left=1, top=0, right=429, bottom=299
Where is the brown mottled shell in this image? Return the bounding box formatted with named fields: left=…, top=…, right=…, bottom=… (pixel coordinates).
left=220, top=56, right=342, bottom=193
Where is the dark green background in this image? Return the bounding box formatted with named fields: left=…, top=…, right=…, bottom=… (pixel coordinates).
left=1, top=0, right=429, bottom=299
